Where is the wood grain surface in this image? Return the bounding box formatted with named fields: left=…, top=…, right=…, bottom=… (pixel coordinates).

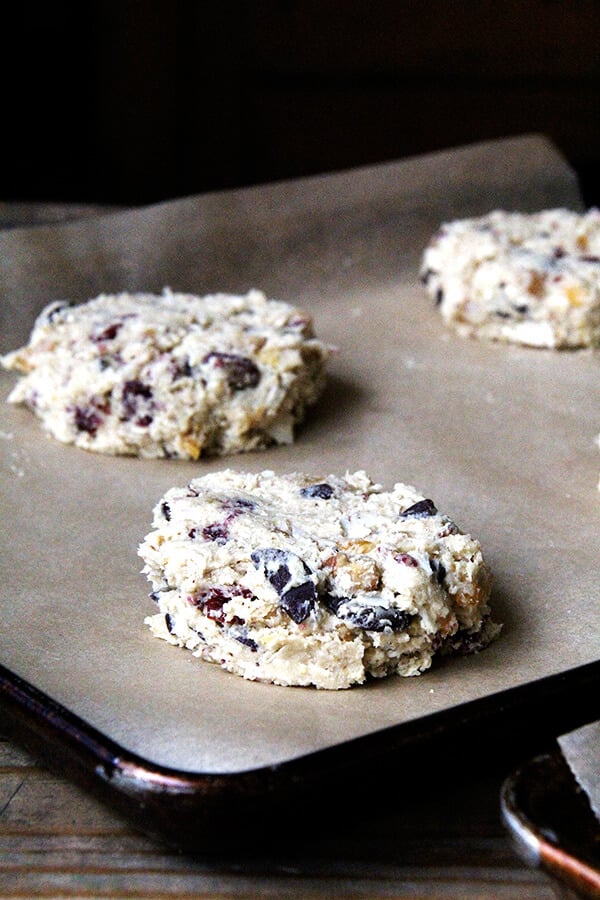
left=0, top=729, right=561, bottom=899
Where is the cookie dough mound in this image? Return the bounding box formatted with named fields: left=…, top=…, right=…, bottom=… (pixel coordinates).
left=0, top=289, right=331, bottom=458
left=421, top=208, right=600, bottom=348
left=139, top=469, right=499, bottom=689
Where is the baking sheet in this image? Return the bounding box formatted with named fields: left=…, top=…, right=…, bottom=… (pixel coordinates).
left=1, top=134, right=599, bottom=776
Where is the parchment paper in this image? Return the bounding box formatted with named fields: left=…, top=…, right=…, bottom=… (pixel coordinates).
left=1, top=134, right=599, bottom=775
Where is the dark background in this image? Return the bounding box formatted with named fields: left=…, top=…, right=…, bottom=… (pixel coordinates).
left=2, top=0, right=599, bottom=208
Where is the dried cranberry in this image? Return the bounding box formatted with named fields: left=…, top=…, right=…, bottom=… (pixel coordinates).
left=201, top=522, right=230, bottom=543
left=300, top=482, right=334, bottom=500
left=189, top=585, right=254, bottom=624
left=401, top=499, right=438, bottom=518
left=74, top=406, right=103, bottom=435
left=121, top=380, right=154, bottom=424
left=93, top=322, right=123, bottom=342
left=394, top=552, right=419, bottom=567
left=202, top=352, right=261, bottom=390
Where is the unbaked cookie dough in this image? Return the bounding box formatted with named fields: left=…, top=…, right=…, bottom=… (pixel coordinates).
left=140, top=469, right=500, bottom=689
left=421, top=208, right=600, bottom=348
left=0, top=289, right=331, bottom=458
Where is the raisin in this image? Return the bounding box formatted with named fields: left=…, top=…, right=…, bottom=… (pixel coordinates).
left=435, top=288, right=444, bottom=306
left=74, top=406, right=103, bottom=435
left=580, top=254, right=600, bottom=263
left=161, top=502, right=171, bottom=521
left=401, top=498, right=437, bottom=518
left=300, top=482, right=334, bottom=500
left=202, top=352, right=261, bottom=390
left=325, top=595, right=412, bottom=632
left=165, top=613, right=175, bottom=634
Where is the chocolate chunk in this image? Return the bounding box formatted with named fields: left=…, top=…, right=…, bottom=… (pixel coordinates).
left=436, top=625, right=490, bottom=655
left=251, top=548, right=316, bottom=623
left=39, top=301, right=71, bottom=325
left=300, top=482, right=334, bottom=500
left=431, top=558, right=447, bottom=586
left=251, top=548, right=292, bottom=593
left=325, top=595, right=412, bottom=632
left=401, top=498, right=438, bottom=518
left=229, top=624, right=258, bottom=651
left=171, top=358, right=193, bottom=379
left=280, top=581, right=317, bottom=624
left=223, top=497, right=256, bottom=513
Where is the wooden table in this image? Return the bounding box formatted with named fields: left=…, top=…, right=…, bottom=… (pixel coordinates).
left=0, top=725, right=565, bottom=899
left=0, top=202, right=575, bottom=899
